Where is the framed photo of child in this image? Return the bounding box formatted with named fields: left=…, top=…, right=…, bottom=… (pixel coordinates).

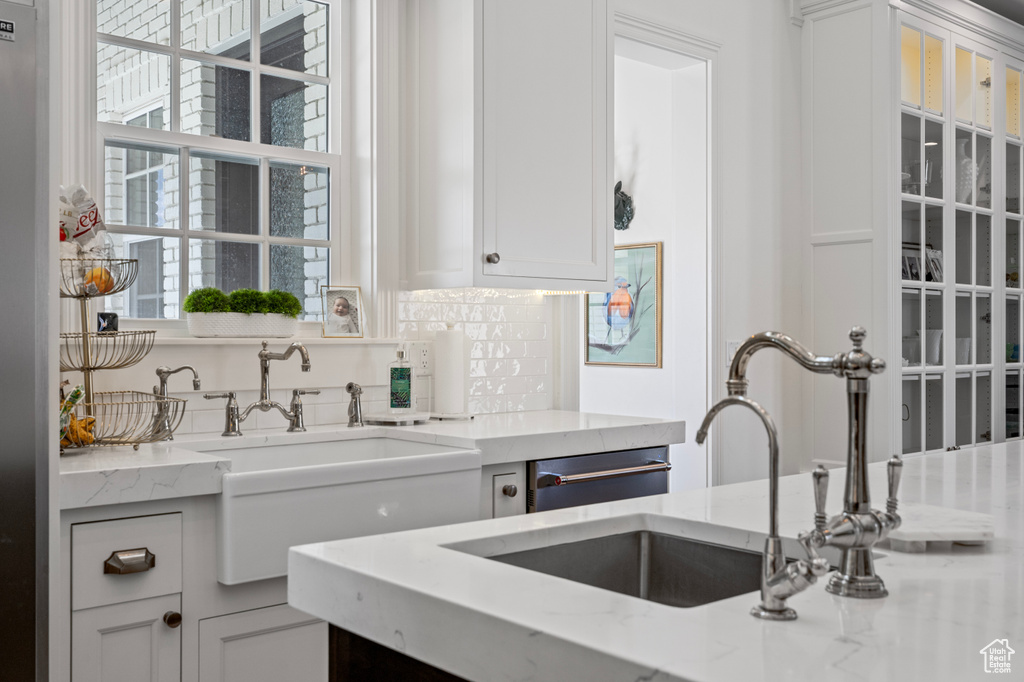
left=321, top=286, right=364, bottom=338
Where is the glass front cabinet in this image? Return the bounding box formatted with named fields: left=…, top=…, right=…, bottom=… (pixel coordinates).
left=802, top=1, right=1024, bottom=464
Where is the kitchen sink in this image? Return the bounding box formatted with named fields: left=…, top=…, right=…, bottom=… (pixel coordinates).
left=488, top=530, right=763, bottom=608
left=194, top=434, right=482, bottom=585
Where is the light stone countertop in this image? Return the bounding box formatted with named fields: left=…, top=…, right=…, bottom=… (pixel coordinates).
left=287, top=444, right=1022, bottom=682
left=59, top=411, right=686, bottom=509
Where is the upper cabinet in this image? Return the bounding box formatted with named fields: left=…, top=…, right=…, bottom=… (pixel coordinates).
left=801, top=0, right=1024, bottom=462
left=405, top=0, right=613, bottom=291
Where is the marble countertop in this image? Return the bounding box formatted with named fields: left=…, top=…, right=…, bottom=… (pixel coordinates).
left=288, top=443, right=1022, bottom=681
left=59, top=411, right=685, bottom=509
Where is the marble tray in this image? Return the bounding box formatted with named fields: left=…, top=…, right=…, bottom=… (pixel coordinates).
left=884, top=502, right=994, bottom=553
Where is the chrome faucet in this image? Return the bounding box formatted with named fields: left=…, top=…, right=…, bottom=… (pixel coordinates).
left=697, top=327, right=902, bottom=620
left=696, top=395, right=829, bottom=620
left=153, top=365, right=200, bottom=440
left=346, top=382, right=363, bottom=427
left=205, top=341, right=318, bottom=435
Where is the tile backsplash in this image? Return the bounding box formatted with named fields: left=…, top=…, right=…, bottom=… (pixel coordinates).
left=398, top=289, right=554, bottom=414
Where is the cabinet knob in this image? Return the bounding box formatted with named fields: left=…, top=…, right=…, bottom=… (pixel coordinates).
left=502, top=484, right=518, bottom=498
left=485, top=253, right=500, bottom=264
left=163, top=611, right=182, bottom=629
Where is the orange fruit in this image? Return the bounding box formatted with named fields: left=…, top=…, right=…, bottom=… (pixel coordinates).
left=84, top=267, right=114, bottom=294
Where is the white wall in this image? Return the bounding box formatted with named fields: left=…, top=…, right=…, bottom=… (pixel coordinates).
left=612, top=0, right=806, bottom=484
left=580, top=49, right=708, bottom=491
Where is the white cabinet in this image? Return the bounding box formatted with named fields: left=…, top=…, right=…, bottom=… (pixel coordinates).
left=72, top=594, right=182, bottom=682
left=405, top=0, right=613, bottom=292
left=198, top=605, right=327, bottom=682
left=70, top=514, right=183, bottom=681
left=800, top=0, right=1024, bottom=463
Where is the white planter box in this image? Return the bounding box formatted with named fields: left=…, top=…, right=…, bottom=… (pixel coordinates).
left=186, top=313, right=297, bottom=338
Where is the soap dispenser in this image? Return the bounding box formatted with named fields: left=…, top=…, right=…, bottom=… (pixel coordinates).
left=388, top=347, right=415, bottom=414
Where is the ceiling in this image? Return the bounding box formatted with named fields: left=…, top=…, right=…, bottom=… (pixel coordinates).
left=971, top=0, right=1024, bottom=27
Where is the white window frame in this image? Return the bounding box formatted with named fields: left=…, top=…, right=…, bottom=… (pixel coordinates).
left=83, top=0, right=350, bottom=334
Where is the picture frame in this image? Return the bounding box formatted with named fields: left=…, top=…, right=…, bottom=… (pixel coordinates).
left=321, top=285, right=364, bottom=338
left=584, top=242, right=663, bottom=367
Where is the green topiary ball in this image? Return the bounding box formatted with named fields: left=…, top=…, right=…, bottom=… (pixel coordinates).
left=265, top=290, right=303, bottom=318
left=228, top=288, right=271, bottom=315
left=182, top=287, right=231, bottom=313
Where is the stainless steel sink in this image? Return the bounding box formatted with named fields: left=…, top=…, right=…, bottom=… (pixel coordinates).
left=488, top=530, right=764, bottom=608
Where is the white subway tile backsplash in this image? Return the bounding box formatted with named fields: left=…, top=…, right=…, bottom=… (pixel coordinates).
left=509, top=357, right=546, bottom=376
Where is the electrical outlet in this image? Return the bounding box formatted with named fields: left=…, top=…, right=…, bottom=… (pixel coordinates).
left=727, top=341, right=743, bottom=368
left=409, top=341, right=432, bottom=376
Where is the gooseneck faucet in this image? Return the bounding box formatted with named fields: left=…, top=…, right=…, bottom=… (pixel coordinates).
left=698, top=327, right=903, bottom=620
left=153, top=365, right=201, bottom=440
left=204, top=341, right=318, bottom=435
left=696, top=395, right=829, bottom=620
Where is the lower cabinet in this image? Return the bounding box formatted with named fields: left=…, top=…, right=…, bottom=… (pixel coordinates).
left=198, top=604, right=328, bottom=682
left=71, top=593, right=182, bottom=682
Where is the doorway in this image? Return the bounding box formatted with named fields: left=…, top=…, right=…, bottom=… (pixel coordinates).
left=579, top=26, right=714, bottom=491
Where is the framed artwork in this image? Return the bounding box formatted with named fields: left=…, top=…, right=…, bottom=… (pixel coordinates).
left=321, top=285, right=364, bottom=338
left=584, top=242, right=662, bottom=367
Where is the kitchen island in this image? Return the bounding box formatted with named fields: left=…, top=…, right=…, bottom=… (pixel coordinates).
left=288, top=444, right=1022, bottom=681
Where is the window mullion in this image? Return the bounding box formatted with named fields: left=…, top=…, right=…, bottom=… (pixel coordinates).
left=261, top=157, right=271, bottom=290
left=170, top=0, right=181, bottom=133
left=252, top=0, right=262, bottom=146
left=179, top=145, right=190, bottom=318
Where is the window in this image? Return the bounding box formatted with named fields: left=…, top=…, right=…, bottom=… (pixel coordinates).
left=95, top=0, right=337, bottom=321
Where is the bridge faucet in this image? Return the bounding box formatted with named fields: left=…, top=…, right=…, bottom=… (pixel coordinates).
left=696, top=396, right=829, bottom=620
left=153, top=365, right=201, bottom=440
left=235, top=341, right=316, bottom=432
left=700, top=327, right=902, bottom=619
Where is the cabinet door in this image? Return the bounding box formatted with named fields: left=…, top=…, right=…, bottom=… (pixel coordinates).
left=480, top=0, right=611, bottom=284
left=198, top=604, right=327, bottom=682
left=72, top=594, right=181, bottom=682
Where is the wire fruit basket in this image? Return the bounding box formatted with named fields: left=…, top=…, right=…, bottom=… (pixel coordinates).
left=62, top=391, right=187, bottom=449
left=59, top=257, right=185, bottom=450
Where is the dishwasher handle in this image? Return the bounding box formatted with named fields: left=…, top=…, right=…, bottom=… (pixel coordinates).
left=539, top=461, right=671, bottom=487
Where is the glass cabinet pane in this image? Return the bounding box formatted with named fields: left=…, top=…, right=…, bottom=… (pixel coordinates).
left=925, top=291, right=944, bottom=366
left=902, top=377, right=921, bottom=454
left=1007, top=296, right=1020, bottom=364
left=976, top=55, right=993, bottom=129
left=955, top=129, right=974, bottom=204
left=902, top=114, right=922, bottom=195
left=1007, top=371, right=1021, bottom=439
left=956, top=374, right=972, bottom=446
left=977, top=135, right=992, bottom=208
left=924, top=121, right=943, bottom=199
left=926, top=375, right=944, bottom=451
left=1008, top=143, right=1021, bottom=213
left=957, top=293, right=973, bottom=365
left=1008, top=67, right=1022, bottom=138
left=925, top=205, right=944, bottom=282
left=901, top=26, right=922, bottom=108
left=977, top=373, right=992, bottom=442
left=925, top=35, right=943, bottom=113
left=956, top=47, right=973, bottom=121
left=979, top=294, right=992, bottom=364
left=1009, top=219, right=1021, bottom=287
left=902, top=289, right=922, bottom=367
left=902, top=202, right=923, bottom=281
left=956, top=210, right=972, bottom=283
left=977, top=213, right=992, bottom=286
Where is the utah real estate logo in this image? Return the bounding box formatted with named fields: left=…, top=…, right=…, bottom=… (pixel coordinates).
left=979, top=639, right=1015, bottom=674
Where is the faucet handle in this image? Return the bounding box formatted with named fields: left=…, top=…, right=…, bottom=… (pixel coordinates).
left=797, top=531, right=831, bottom=578
left=887, top=455, right=903, bottom=515
left=812, top=465, right=829, bottom=531
left=292, top=389, right=320, bottom=397
left=204, top=392, right=235, bottom=400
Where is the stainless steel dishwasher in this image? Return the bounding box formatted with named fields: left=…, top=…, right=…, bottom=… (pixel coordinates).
left=527, top=446, right=670, bottom=512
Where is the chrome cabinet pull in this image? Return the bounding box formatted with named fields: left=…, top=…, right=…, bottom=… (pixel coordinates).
left=103, top=547, right=156, bottom=574
left=540, top=461, right=671, bottom=487
left=485, top=253, right=500, bottom=264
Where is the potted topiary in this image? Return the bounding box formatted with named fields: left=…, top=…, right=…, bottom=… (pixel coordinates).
left=184, top=287, right=303, bottom=338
